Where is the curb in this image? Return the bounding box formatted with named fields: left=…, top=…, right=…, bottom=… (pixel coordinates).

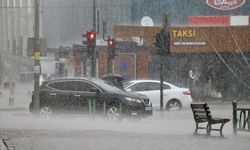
left=0, top=107, right=27, bottom=112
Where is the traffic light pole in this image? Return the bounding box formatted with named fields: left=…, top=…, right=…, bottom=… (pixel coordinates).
left=160, top=56, right=164, bottom=111
left=91, top=0, right=96, bottom=77
left=91, top=47, right=96, bottom=77
left=107, top=48, right=114, bottom=74
left=107, top=38, right=116, bottom=74
left=34, top=0, right=41, bottom=114
left=160, top=15, right=169, bottom=111
left=107, top=50, right=112, bottom=74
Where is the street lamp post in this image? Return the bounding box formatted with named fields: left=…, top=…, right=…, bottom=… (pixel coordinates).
left=33, top=0, right=41, bottom=114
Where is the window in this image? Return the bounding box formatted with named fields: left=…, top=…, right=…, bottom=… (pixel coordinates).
left=163, top=84, right=171, bottom=89
left=47, top=80, right=96, bottom=92
left=75, top=81, right=96, bottom=92
left=130, top=83, right=149, bottom=91
left=130, top=82, right=171, bottom=91
left=148, top=83, right=160, bottom=90
left=47, top=81, right=66, bottom=90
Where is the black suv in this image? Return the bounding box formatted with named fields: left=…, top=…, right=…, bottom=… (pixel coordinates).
left=29, top=77, right=152, bottom=119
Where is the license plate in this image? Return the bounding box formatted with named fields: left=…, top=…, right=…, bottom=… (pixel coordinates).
left=145, top=107, right=152, bottom=111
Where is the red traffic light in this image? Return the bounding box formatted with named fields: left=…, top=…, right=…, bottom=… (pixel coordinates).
left=107, top=38, right=115, bottom=48
left=87, top=31, right=96, bottom=42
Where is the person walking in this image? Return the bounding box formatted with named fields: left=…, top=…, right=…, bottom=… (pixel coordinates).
left=112, top=77, right=124, bottom=90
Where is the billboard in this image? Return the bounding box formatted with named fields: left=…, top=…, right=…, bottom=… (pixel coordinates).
left=206, top=0, right=246, bottom=10
left=170, top=26, right=250, bottom=53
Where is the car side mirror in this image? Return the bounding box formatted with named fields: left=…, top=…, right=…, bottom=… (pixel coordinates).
left=91, top=87, right=101, bottom=94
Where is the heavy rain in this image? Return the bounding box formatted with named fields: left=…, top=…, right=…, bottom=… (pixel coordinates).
left=0, top=0, right=250, bottom=150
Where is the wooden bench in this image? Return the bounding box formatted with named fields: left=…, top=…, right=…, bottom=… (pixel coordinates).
left=190, top=103, right=230, bottom=137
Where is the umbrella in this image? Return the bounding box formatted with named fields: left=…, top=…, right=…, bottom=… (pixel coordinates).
left=101, top=74, right=124, bottom=82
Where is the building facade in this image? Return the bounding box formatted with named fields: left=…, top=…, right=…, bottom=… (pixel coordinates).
left=131, top=0, right=250, bottom=26
left=0, top=0, right=35, bottom=82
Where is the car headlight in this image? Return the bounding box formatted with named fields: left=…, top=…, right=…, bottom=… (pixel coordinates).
left=125, top=97, right=142, bottom=103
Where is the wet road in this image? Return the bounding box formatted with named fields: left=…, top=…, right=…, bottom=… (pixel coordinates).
left=1, top=103, right=250, bottom=150
left=1, top=128, right=250, bottom=150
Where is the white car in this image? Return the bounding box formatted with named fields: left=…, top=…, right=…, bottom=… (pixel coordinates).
left=124, top=80, right=193, bottom=111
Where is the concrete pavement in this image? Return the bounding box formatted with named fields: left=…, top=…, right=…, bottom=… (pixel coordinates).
left=0, top=128, right=250, bottom=150
left=0, top=83, right=32, bottom=111
left=0, top=102, right=250, bottom=150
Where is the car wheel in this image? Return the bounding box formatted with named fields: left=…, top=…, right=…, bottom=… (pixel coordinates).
left=166, top=99, right=182, bottom=111
left=107, top=105, right=121, bottom=121
left=40, top=106, right=52, bottom=118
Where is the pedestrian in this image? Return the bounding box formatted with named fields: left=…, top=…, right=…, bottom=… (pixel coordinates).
left=112, top=77, right=124, bottom=90
left=188, top=67, right=200, bottom=100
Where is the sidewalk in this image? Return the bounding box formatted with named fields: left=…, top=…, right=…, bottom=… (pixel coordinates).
left=193, top=96, right=250, bottom=105
left=0, top=82, right=32, bottom=111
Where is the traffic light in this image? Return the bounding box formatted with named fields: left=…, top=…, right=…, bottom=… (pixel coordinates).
left=107, top=38, right=115, bottom=49
left=82, top=31, right=96, bottom=55
left=87, top=31, right=96, bottom=47
left=87, top=31, right=96, bottom=42
left=154, top=29, right=170, bottom=55
left=107, top=38, right=116, bottom=58
left=82, top=31, right=96, bottom=48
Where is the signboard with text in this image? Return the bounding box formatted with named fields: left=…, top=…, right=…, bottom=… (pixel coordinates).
left=170, top=26, right=250, bottom=53
left=206, top=0, right=246, bottom=10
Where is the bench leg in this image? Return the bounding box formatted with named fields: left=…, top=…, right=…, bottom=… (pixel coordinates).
left=206, top=123, right=211, bottom=135
left=219, top=122, right=226, bottom=137
left=194, top=122, right=198, bottom=134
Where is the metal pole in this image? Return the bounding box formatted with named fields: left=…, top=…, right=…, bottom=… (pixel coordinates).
left=0, top=0, right=3, bottom=52
left=0, top=0, right=3, bottom=85
left=3, top=0, right=8, bottom=52
left=93, top=99, right=96, bottom=119
left=103, top=101, right=106, bottom=119
left=107, top=54, right=112, bottom=73
left=34, top=0, right=41, bottom=114
left=160, top=58, right=163, bottom=111
left=88, top=99, right=92, bottom=117
left=91, top=48, right=96, bottom=77
left=102, top=21, right=107, bottom=40
left=9, top=0, right=14, bottom=54
left=160, top=16, right=169, bottom=111
left=119, top=102, right=122, bottom=122
left=91, top=0, right=96, bottom=77
left=233, top=101, right=237, bottom=135
left=93, top=0, right=96, bottom=31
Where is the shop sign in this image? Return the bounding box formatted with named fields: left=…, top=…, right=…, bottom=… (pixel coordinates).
left=172, top=29, right=196, bottom=38
left=206, top=0, right=246, bottom=10
left=173, top=41, right=206, bottom=46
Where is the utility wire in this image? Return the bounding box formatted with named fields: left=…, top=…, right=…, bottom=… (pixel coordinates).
left=224, top=29, right=250, bottom=76
left=203, top=31, right=250, bottom=89
left=229, top=29, right=250, bottom=69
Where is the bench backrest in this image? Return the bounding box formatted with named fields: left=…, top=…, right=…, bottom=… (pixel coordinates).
left=190, top=103, right=212, bottom=122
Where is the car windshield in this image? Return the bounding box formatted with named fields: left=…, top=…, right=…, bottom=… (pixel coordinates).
left=123, top=81, right=135, bottom=88
left=91, top=78, right=123, bottom=92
